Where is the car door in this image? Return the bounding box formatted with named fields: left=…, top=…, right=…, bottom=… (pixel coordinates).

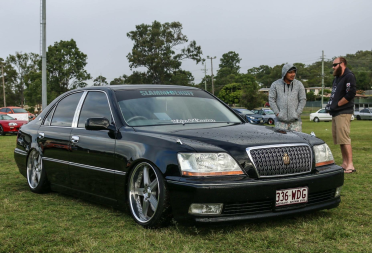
left=318, top=109, right=330, bottom=121
left=38, top=92, right=83, bottom=187
left=68, top=91, right=117, bottom=200
left=360, top=109, right=367, bottom=119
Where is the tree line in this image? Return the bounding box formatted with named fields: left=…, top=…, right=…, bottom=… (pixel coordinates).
left=1, top=20, right=371, bottom=111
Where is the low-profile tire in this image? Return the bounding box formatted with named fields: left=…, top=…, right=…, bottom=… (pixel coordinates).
left=26, top=149, right=50, bottom=193
left=313, top=117, right=320, bottom=122
left=128, top=162, right=171, bottom=228
left=0, top=125, right=5, bottom=136
left=267, top=118, right=274, bottom=125
left=357, top=115, right=361, bottom=120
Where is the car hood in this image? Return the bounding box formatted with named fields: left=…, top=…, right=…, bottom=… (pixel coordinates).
left=133, top=123, right=324, bottom=165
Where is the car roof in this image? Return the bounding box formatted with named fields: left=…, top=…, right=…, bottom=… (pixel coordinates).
left=77, top=85, right=200, bottom=91
left=0, top=106, right=22, bottom=108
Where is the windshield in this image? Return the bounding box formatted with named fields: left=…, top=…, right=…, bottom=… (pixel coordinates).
left=264, top=110, right=275, bottom=115
left=237, top=109, right=254, bottom=115
left=13, top=108, right=28, bottom=113
left=0, top=115, right=15, bottom=120
left=115, top=89, right=241, bottom=126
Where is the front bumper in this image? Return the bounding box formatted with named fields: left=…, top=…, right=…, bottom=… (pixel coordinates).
left=166, top=164, right=343, bottom=222
left=247, top=118, right=264, bottom=124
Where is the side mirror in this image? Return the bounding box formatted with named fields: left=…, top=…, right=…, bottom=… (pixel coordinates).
left=85, top=118, right=113, bottom=131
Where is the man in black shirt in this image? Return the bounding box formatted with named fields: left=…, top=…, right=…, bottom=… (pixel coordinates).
left=325, top=57, right=356, bottom=173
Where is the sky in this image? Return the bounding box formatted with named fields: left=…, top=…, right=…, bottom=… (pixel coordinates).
left=1, top=0, right=372, bottom=85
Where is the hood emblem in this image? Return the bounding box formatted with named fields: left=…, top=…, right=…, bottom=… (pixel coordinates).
left=283, top=153, right=290, bottom=165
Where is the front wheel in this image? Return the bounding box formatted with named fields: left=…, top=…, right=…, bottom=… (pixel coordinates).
left=357, top=115, right=361, bottom=120
left=267, top=118, right=274, bottom=125
left=26, top=149, right=49, bottom=193
left=128, top=162, right=171, bottom=228
left=313, top=117, right=320, bottom=122
left=0, top=125, right=5, bottom=136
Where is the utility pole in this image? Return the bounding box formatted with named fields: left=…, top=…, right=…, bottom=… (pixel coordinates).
left=1, top=61, right=6, bottom=107
left=321, top=50, right=324, bottom=108
left=41, top=0, right=47, bottom=110
left=207, top=56, right=216, bottom=94
left=201, top=63, right=208, bottom=91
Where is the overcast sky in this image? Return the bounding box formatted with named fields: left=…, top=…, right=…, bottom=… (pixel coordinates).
left=1, top=0, right=372, bottom=84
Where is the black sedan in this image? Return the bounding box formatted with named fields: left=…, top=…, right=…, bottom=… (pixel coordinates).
left=233, top=108, right=264, bottom=124
left=14, top=85, right=344, bottom=228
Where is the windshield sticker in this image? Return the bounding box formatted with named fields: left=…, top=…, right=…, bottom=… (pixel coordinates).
left=140, top=90, right=194, bottom=96
left=171, top=118, right=216, bottom=124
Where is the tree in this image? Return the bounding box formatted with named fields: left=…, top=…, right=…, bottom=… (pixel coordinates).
left=219, top=51, right=241, bottom=74
left=0, top=58, right=18, bottom=107
left=93, top=75, right=108, bottom=86
left=126, top=20, right=203, bottom=84
left=240, top=74, right=264, bottom=109
left=218, top=83, right=242, bottom=105
left=306, top=91, right=316, bottom=101
left=47, top=39, right=91, bottom=101
left=6, top=52, right=40, bottom=107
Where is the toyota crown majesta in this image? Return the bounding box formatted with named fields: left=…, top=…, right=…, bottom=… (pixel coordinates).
left=14, top=85, right=344, bottom=228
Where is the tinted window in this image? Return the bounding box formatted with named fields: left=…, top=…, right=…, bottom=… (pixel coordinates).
left=6, top=108, right=12, bottom=113
left=51, top=93, right=82, bottom=127
left=0, top=108, right=6, bottom=112
left=361, top=109, right=367, bottom=113
left=319, top=109, right=326, bottom=113
left=78, top=92, right=112, bottom=128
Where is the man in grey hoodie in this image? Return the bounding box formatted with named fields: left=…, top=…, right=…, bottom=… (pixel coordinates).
left=269, top=64, right=306, bottom=131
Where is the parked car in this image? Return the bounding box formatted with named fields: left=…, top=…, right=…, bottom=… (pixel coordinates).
left=354, top=108, right=372, bottom=120
left=0, top=106, right=35, bottom=121
left=233, top=108, right=264, bottom=124
left=0, top=115, right=28, bottom=135
left=251, top=108, right=277, bottom=125
left=14, top=85, right=343, bottom=228
left=310, top=109, right=354, bottom=122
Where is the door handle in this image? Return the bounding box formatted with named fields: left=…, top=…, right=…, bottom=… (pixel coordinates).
left=38, top=132, right=44, bottom=139
left=71, top=136, right=80, bottom=143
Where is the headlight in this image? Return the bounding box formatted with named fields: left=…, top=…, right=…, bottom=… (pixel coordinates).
left=313, top=144, right=334, bottom=167
left=9, top=123, right=18, bottom=126
left=177, top=153, right=243, bottom=176
left=247, top=116, right=254, bottom=120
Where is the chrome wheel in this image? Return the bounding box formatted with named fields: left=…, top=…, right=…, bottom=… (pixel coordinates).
left=129, top=162, right=160, bottom=223
left=27, top=150, right=43, bottom=189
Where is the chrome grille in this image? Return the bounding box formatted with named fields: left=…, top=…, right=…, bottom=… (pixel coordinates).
left=247, top=144, right=312, bottom=178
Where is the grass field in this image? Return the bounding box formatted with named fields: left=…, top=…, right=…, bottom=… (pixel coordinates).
left=1, top=119, right=372, bottom=252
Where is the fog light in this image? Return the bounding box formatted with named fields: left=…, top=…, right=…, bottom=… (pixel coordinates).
left=335, top=187, right=342, bottom=197
left=188, top=203, right=223, bottom=215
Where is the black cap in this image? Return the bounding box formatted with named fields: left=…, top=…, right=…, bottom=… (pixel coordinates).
left=287, top=67, right=297, bottom=73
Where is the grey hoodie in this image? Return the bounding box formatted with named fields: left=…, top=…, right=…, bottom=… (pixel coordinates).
left=269, top=64, right=306, bottom=123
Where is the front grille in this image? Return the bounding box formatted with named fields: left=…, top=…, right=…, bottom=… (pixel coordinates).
left=247, top=144, right=312, bottom=178
left=222, top=189, right=336, bottom=215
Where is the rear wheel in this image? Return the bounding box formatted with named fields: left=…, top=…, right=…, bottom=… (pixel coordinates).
left=26, top=149, right=49, bottom=193
left=313, top=117, right=320, bottom=122
left=128, top=162, right=171, bottom=228
left=267, top=118, right=274, bottom=125
left=0, top=125, right=5, bottom=136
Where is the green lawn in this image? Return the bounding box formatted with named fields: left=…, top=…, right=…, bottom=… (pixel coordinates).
left=1, top=120, right=371, bottom=252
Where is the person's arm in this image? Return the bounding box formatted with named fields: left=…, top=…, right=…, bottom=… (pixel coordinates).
left=269, top=83, right=279, bottom=116
left=338, top=73, right=356, bottom=106
left=296, top=82, right=307, bottom=115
